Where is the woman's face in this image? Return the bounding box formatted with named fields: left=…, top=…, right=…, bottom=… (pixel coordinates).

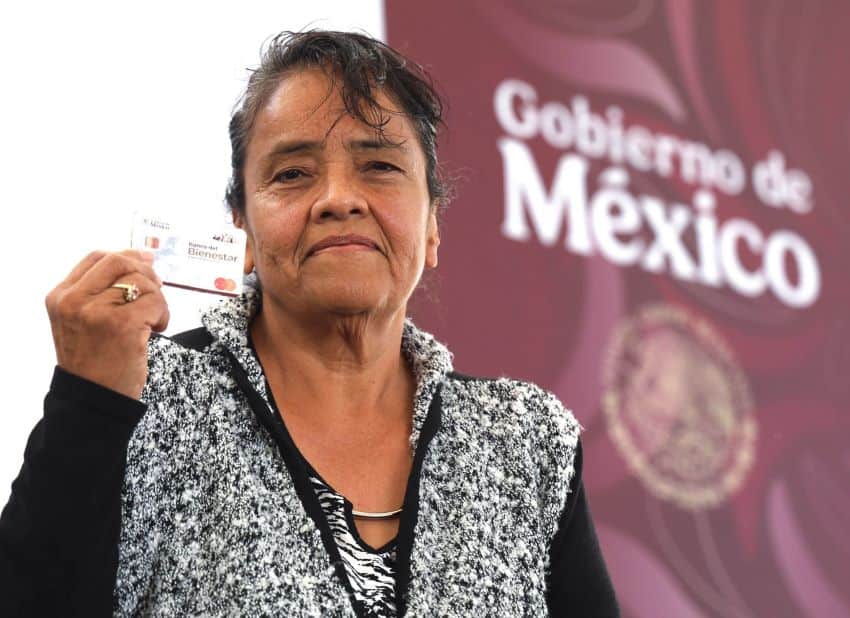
left=239, top=68, right=439, bottom=321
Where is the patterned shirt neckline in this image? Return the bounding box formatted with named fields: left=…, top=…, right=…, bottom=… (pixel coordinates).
left=305, top=460, right=400, bottom=616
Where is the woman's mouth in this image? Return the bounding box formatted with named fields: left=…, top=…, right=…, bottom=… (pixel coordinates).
left=306, top=234, right=380, bottom=257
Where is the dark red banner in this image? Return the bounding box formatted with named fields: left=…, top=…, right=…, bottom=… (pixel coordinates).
left=388, top=2, right=850, bottom=616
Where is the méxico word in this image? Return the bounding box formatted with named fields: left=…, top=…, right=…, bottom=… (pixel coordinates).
left=498, top=139, right=820, bottom=308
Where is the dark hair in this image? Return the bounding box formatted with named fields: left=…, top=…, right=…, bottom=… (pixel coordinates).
left=225, top=30, right=451, bottom=216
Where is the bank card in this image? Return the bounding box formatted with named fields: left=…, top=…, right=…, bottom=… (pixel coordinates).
left=130, top=212, right=246, bottom=296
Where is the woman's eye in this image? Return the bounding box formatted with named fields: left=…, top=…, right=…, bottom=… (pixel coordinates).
left=275, top=168, right=305, bottom=182
left=368, top=161, right=401, bottom=173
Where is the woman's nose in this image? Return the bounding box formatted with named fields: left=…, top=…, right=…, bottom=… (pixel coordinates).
left=311, top=168, right=368, bottom=222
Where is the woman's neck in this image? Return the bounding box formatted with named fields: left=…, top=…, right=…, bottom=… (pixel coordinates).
left=250, top=303, right=414, bottom=427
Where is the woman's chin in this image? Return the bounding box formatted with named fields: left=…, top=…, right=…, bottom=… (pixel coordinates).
left=304, top=284, right=395, bottom=317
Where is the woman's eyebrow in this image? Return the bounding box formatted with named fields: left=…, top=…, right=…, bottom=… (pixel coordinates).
left=264, top=139, right=408, bottom=158
left=346, top=139, right=410, bottom=154
left=259, top=140, right=320, bottom=176
left=266, top=140, right=322, bottom=158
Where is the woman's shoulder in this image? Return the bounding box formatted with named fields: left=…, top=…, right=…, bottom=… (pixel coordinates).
left=402, top=320, right=580, bottom=442
left=443, top=370, right=582, bottom=444
left=445, top=370, right=580, bottom=419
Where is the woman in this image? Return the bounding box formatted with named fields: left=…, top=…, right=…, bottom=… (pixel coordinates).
left=0, top=31, right=618, bottom=616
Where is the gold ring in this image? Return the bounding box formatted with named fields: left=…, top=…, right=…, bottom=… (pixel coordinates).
left=112, top=283, right=140, bottom=303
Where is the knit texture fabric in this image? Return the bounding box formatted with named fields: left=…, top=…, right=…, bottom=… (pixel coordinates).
left=113, top=278, right=580, bottom=616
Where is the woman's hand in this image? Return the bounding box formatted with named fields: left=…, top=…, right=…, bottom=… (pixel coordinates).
left=45, top=250, right=170, bottom=400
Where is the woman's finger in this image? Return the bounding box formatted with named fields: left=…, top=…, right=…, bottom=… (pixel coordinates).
left=59, top=249, right=155, bottom=290
left=98, top=273, right=162, bottom=306
left=108, top=286, right=171, bottom=332
left=75, top=252, right=161, bottom=295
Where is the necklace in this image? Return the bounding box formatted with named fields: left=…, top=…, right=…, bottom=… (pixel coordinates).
left=351, top=507, right=403, bottom=520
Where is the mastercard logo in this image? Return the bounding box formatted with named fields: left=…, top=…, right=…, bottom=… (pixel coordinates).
left=144, top=236, right=160, bottom=249
left=214, top=277, right=237, bottom=292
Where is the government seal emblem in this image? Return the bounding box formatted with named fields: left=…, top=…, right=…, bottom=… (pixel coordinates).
left=602, top=304, right=756, bottom=509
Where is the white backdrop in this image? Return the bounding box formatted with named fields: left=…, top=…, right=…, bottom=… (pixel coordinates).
left=0, top=0, right=385, bottom=502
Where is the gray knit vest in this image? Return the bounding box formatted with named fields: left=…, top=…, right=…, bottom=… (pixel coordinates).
left=114, top=281, right=580, bottom=616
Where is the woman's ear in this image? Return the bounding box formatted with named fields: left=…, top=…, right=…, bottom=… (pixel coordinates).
left=243, top=238, right=255, bottom=275
left=425, top=211, right=440, bottom=269
left=232, top=210, right=255, bottom=274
